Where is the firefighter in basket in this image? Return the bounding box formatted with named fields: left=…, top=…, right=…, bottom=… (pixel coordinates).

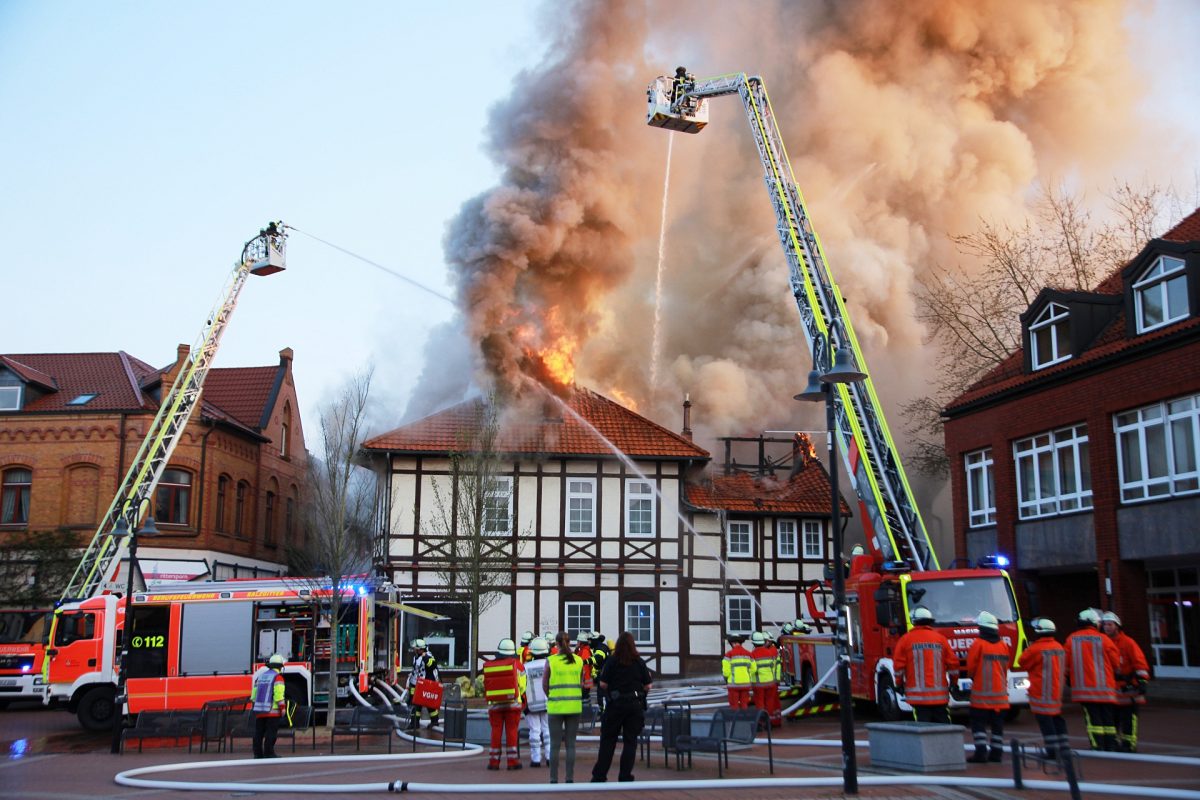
left=405, top=638, right=440, bottom=730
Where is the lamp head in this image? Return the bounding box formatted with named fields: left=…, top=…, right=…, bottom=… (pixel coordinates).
left=137, top=517, right=161, bottom=538
left=793, top=369, right=826, bottom=403
left=821, top=349, right=868, bottom=384
left=112, top=519, right=131, bottom=538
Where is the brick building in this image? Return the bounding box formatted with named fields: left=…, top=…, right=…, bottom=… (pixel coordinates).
left=0, top=345, right=307, bottom=588
left=943, top=208, right=1200, bottom=681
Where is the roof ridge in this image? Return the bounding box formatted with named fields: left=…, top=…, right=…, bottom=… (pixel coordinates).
left=117, top=351, right=148, bottom=409
left=577, top=386, right=707, bottom=454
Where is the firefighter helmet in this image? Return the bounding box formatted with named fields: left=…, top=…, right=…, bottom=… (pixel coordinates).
left=793, top=618, right=811, bottom=634
left=761, top=630, right=775, bottom=643
left=268, top=653, right=285, bottom=667
left=1078, top=608, right=1101, bottom=626
left=1101, top=611, right=1122, bottom=627
left=977, top=611, right=999, bottom=630
left=497, top=638, right=517, bottom=657
left=530, top=637, right=550, bottom=657
left=781, top=622, right=795, bottom=635
left=675, top=66, right=687, bottom=76
left=520, top=630, right=533, bottom=645
left=851, top=544, right=865, bottom=556
left=412, top=638, right=427, bottom=650
left=911, top=606, right=934, bottom=624
left=750, top=631, right=766, bottom=646
left=1031, top=617, right=1057, bottom=635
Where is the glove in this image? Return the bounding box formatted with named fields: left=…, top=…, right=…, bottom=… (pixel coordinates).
left=1137, top=679, right=1148, bottom=696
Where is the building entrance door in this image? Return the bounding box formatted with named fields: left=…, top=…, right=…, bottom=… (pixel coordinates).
left=1147, top=566, right=1199, bottom=678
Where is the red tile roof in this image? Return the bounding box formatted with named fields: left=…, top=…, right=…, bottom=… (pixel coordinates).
left=0, top=356, right=58, bottom=391
left=685, top=461, right=846, bottom=516
left=362, top=386, right=710, bottom=460
left=202, top=366, right=279, bottom=429
left=947, top=207, right=1200, bottom=412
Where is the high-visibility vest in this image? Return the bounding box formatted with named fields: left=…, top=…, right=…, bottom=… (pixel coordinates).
left=1018, top=637, right=1066, bottom=715
left=967, top=637, right=1011, bottom=710
left=524, top=658, right=549, bottom=713
left=1111, top=631, right=1150, bottom=706
left=751, top=645, right=778, bottom=685
left=483, top=657, right=524, bottom=705
left=894, top=627, right=958, bottom=705
left=546, top=654, right=584, bottom=715
left=251, top=668, right=285, bottom=716
left=722, top=647, right=754, bottom=686
left=1066, top=628, right=1119, bottom=703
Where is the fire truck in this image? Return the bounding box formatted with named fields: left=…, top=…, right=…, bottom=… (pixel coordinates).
left=0, top=609, right=52, bottom=706
left=47, top=578, right=399, bottom=729
left=647, top=72, right=1028, bottom=718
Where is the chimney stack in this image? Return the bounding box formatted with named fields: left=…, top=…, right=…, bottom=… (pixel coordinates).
left=682, top=394, right=693, bottom=441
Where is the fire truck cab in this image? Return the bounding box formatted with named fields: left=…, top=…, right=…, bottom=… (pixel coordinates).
left=0, top=609, right=51, bottom=707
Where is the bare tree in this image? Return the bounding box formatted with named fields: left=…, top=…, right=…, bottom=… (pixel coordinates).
left=427, top=397, right=525, bottom=679
left=286, top=367, right=375, bottom=726
left=905, top=183, right=1177, bottom=478
left=0, top=529, right=78, bottom=606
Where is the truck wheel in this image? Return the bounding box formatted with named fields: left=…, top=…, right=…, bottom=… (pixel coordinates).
left=800, top=665, right=815, bottom=704
left=876, top=673, right=902, bottom=721
left=76, top=686, right=117, bottom=731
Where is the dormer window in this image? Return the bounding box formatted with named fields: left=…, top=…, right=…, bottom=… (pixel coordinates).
left=1134, top=255, right=1189, bottom=333
left=0, top=386, right=20, bottom=411
left=1030, top=302, right=1071, bottom=369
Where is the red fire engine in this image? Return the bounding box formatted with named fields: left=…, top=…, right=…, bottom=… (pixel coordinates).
left=0, top=609, right=52, bottom=707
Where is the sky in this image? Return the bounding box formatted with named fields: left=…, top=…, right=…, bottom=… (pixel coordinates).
left=3, top=0, right=1200, bottom=460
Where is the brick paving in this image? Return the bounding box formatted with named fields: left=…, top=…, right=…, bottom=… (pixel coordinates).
left=3, top=700, right=1198, bottom=799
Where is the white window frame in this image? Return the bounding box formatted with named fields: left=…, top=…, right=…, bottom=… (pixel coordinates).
left=726, top=519, right=752, bottom=557
left=726, top=595, right=756, bottom=636
left=625, top=479, right=656, bottom=538
left=965, top=448, right=996, bottom=527
left=624, top=601, right=654, bottom=645
left=483, top=476, right=513, bottom=536
left=564, top=601, right=594, bottom=639
left=1115, top=393, right=1200, bottom=502
left=1030, top=302, right=1071, bottom=369
left=566, top=477, right=596, bottom=537
left=802, top=519, right=823, bottom=558
left=0, top=386, right=21, bottom=411
left=1134, top=255, right=1189, bottom=333
left=776, top=519, right=797, bottom=558
left=1013, top=425, right=1092, bottom=519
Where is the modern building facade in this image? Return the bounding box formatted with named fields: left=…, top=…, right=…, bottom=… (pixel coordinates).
left=943, top=208, right=1200, bottom=680
left=0, top=344, right=307, bottom=589
left=362, top=389, right=838, bottom=677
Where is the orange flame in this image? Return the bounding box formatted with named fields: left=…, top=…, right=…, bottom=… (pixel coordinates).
left=539, top=335, right=577, bottom=387
left=795, top=432, right=817, bottom=461
left=608, top=386, right=639, bottom=412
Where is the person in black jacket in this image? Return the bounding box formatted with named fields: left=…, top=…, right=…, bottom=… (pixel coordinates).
left=589, top=632, right=653, bottom=782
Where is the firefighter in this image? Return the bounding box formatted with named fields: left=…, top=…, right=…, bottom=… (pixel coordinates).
left=576, top=633, right=594, bottom=704
left=250, top=653, right=287, bottom=759
left=523, top=637, right=552, bottom=768
left=671, top=66, right=690, bottom=104
left=483, top=638, right=527, bottom=770
left=405, top=638, right=440, bottom=730
left=1101, top=611, right=1150, bottom=752
left=966, top=610, right=1011, bottom=763
left=1066, top=608, right=1120, bottom=751
left=793, top=618, right=812, bottom=634
left=749, top=631, right=781, bottom=726
left=893, top=606, right=958, bottom=724
left=544, top=631, right=558, bottom=655
left=590, top=631, right=610, bottom=712
left=721, top=635, right=754, bottom=709
left=1017, top=617, right=1069, bottom=759
left=519, top=630, right=535, bottom=663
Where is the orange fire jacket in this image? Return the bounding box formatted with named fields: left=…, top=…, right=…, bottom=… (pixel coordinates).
left=967, top=636, right=1011, bottom=710
left=893, top=626, right=959, bottom=706
left=1018, top=637, right=1066, bottom=715
left=1065, top=627, right=1119, bottom=704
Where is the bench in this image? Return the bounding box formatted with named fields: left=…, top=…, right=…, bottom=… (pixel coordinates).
left=120, top=710, right=196, bottom=754
left=277, top=705, right=317, bottom=751
left=640, top=701, right=692, bottom=767
left=330, top=706, right=398, bottom=753
left=673, top=708, right=773, bottom=777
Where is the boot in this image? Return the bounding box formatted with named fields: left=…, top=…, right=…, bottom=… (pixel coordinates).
left=507, top=762, right=522, bottom=771
left=988, top=747, right=1003, bottom=763
left=967, top=747, right=989, bottom=763
left=487, top=760, right=500, bottom=771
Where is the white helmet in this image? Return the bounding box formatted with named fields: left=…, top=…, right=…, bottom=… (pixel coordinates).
left=411, top=638, right=427, bottom=650
left=977, top=611, right=999, bottom=630
left=268, top=653, right=285, bottom=667
left=793, top=618, right=812, bottom=633
left=1078, top=608, right=1101, bottom=626
left=781, top=622, right=795, bottom=635
left=1100, top=611, right=1122, bottom=627
left=520, top=630, right=534, bottom=644
left=1031, top=617, right=1057, bottom=635
left=529, top=637, right=550, bottom=657
left=911, top=606, right=934, bottom=624
left=497, top=638, right=517, bottom=656
left=750, top=631, right=766, bottom=646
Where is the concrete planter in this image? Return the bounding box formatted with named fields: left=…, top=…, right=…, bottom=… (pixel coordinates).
left=866, top=721, right=966, bottom=772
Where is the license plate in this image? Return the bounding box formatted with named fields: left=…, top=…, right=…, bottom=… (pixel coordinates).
left=958, top=678, right=973, bottom=691
left=0, top=679, right=17, bottom=686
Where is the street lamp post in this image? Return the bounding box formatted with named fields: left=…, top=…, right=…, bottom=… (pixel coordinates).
left=109, top=509, right=159, bottom=754
left=795, top=341, right=867, bottom=795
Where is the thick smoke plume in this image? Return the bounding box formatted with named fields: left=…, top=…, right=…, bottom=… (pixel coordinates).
left=419, top=0, right=1154, bottom=444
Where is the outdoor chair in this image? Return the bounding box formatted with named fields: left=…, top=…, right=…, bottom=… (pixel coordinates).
left=673, top=708, right=772, bottom=777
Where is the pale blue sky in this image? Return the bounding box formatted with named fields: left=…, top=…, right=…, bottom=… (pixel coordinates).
left=3, top=1, right=1199, bottom=449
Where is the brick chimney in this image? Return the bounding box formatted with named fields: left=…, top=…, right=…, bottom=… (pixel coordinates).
left=278, top=347, right=294, bottom=373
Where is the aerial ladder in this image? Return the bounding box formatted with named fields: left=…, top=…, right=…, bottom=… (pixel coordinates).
left=58, top=223, right=288, bottom=604
left=647, top=72, right=936, bottom=571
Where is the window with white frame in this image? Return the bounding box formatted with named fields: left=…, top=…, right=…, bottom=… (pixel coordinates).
left=625, top=479, right=655, bottom=537
left=0, top=385, right=21, bottom=411
left=966, top=448, right=996, bottom=527
left=802, top=520, right=823, bottom=558
left=1030, top=302, right=1071, bottom=369
left=1014, top=425, right=1092, bottom=519
left=483, top=476, right=513, bottom=536
left=564, top=601, right=594, bottom=639
left=567, top=478, right=596, bottom=536
left=727, top=520, right=752, bottom=557
left=777, top=519, right=797, bottom=558
left=1134, top=255, right=1189, bottom=333
left=726, top=595, right=755, bottom=635
left=1115, top=393, right=1200, bottom=502
left=624, top=601, right=654, bottom=645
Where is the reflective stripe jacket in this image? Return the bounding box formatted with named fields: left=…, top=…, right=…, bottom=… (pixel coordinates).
left=251, top=668, right=286, bottom=717
left=576, top=644, right=594, bottom=689
left=1065, top=627, right=1119, bottom=704
left=523, top=658, right=549, bottom=713
left=407, top=652, right=439, bottom=688
left=893, top=626, right=959, bottom=706
left=1017, top=637, right=1066, bottom=715
left=1111, top=630, right=1150, bottom=705
left=967, top=635, right=1011, bottom=710
left=544, top=654, right=584, bottom=715
left=722, top=645, right=754, bottom=686
left=751, top=644, right=779, bottom=686
left=483, top=656, right=526, bottom=707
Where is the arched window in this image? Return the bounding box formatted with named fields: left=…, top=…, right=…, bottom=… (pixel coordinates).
left=264, top=478, right=278, bottom=545
left=155, top=469, right=192, bottom=526
left=216, top=475, right=230, bottom=532
left=1, top=467, right=32, bottom=525
left=280, top=403, right=292, bottom=458
left=235, top=481, right=249, bottom=536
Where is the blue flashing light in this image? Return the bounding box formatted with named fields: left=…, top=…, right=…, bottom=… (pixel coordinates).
left=977, top=554, right=1010, bottom=569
